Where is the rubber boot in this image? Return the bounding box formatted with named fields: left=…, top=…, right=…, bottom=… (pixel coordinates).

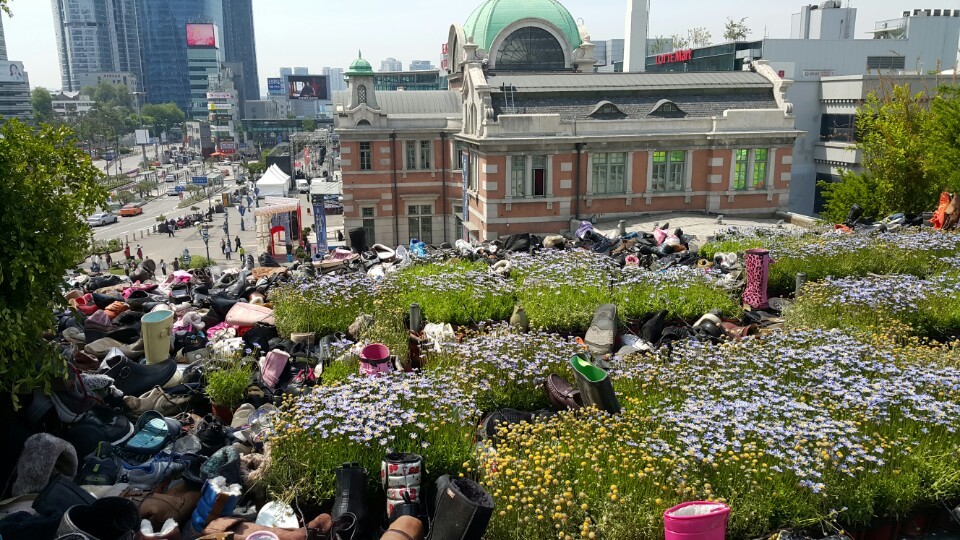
left=333, top=463, right=368, bottom=537
left=568, top=353, right=621, bottom=414
left=428, top=475, right=494, bottom=540
left=349, top=228, right=369, bottom=254
left=141, top=309, right=173, bottom=365
left=639, top=310, right=667, bottom=345
left=845, top=203, right=864, bottom=227
left=742, top=248, right=772, bottom=310
left=382, top=453, right=423, bottom=517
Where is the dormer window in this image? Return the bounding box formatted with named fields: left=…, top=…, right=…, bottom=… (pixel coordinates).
left=357, top=85, right=367, bottom=105
left=649, top=99, right=686, bottom=117
left=588, top=101, right=626, bottom=119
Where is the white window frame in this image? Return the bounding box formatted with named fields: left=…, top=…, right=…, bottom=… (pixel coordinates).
left=649, top=150, right=686, bottom=192
left=591, top=152, right=627, bottom=195
left=408, top=204, right=433, bottom=244
left=730, top=148, right=770, bottom=191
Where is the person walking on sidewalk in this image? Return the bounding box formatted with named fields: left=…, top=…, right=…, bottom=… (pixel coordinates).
left=220, top=238, right=226, bottom=255
left=234, top=235, right=241, bottom=251
left=224, top=241, right=232, bottom=260
left=160, top=259, right=167, bottom=276
left=238, top=246, right=245, bottom=260
left=173, top=257, right=180, bottom=272
left=105, top=252, right=112, bottom=268
left=124, top=243, right=131, bottom=261
left=136, top=245, right=143, bottom=260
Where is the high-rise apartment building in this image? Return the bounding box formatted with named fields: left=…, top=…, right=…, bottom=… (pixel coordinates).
left=221, top=0, right=260, bottom=100
left=408, top=60, right=435, bottom=71
left=137, top=0, right=223, bottom=113
left=185, top=23, right=222, bottom=121
left=323, top=67, right=346, bottom=93
left=380, top=58, right=402, bottom=72
left=51, top=0, right=142, bottom=91
left=0, top=17, right=33, bottom=122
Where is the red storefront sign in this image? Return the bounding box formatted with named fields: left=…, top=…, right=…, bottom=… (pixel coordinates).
left=656, top=49, right=693, bottom=65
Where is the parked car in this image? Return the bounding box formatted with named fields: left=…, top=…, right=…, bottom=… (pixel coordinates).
left=88, top=212, right=118, bottom=226
left=120, top=203, right=143, bottom=217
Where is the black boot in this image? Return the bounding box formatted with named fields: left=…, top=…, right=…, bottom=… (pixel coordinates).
left=845, top=204, right=864, bottom=227
left=55, top=496, right=140, bottom=539
left=639, top=310, right=668, bottom=345
left=568, top=354, right=621, bottom=414
left=429, top=475, right=494, bottom=540
left=349, top=228, right=369, bottom=254
left=333, top=463, right=368, bottom=537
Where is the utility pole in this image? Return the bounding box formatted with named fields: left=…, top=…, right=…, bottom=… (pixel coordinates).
left=133, top=92, right=148, bottom=169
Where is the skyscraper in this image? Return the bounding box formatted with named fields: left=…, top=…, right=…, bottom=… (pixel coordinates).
left=0, top=10, right=7, bottom=61
left=221, top=0, right=259, bottom=100
left=408, top=60, right=435, bottom=71
left=380, top=58, right=402, bottom=72
left=322, top=67, right=346, bottom=92
left=51, top=0, right=142, bottom=91
left=137, top=0, right=223, bottom=112
left=0, top=17, right=33, bottom=122
left=624, top=0, right=650, bottom=72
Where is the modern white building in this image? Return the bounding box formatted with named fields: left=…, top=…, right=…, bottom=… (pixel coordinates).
left=380, top=58, right=402, bottom=72
left=323, top=67, right=346, bottom=92
left=206, top=65, right=241, bottom=153
left=0, top=18, right=31, bottom=123
left=644, top=3, right=960, bottom=215
left=51, top=90, right=94, bottom=116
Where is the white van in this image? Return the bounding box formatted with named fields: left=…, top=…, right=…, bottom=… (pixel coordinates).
left=165, top=174, right=176, bottom=183
left=297, top=179, right=310, bottom=193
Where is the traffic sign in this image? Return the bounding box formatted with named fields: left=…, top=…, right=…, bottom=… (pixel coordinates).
left=174, top=185, right=186, bottom=192
left=192, top=176, right=208, bottom=185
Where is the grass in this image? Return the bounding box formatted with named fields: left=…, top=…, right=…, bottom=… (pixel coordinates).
left=272, top=274, right=376, bottom=338
left=615, top=266, right=741, bottom=321
left=390, top=259, right=515, bottom=326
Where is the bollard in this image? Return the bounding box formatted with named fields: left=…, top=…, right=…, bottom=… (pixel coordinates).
left=617, top=220, right=626, bottom=237
left=795, top=273, right=807, bottom=296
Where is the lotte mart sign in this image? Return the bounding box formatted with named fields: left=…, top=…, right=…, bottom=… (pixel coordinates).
left=655, top=49, right=693, bottom=65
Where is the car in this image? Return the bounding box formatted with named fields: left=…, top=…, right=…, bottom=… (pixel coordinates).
left=120, top=204, right=143, bottom=217
left=167, top=186, right=182, bottom=196
left=88, top=212, right=118, bottom=226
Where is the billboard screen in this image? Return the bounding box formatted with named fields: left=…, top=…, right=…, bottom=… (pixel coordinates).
left=0, top=61, right=25, bottom=83
left=186, top=23, right=216, bottom=48
left=267, top=78, right=283, bottom=94
left=287, top=75, right=328, bottom=100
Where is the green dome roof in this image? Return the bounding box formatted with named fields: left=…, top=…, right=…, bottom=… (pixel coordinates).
left=346, top=52, right=373, bottom=77
left=463, top=0, right=582, bottom=53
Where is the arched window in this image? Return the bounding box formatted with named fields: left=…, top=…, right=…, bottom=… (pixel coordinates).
left=357, top=85, right=367, bottom=105
left=495, top=27, right=565, bottom=71
left=649, top=99, right=686, bottom=117
left=589, top=101, right=626, bottom=119
left=357, top=119, right=371, bottom=126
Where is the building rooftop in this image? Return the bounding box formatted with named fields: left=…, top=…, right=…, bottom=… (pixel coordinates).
left=333, top=90, right=461, bottom=117
left=463, top=0, right=582, bottom=52
left=484, top=71, right=774, bottom=92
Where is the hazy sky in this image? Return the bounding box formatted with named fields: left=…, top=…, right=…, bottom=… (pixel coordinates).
left=3, top=0, right=918, bottom=91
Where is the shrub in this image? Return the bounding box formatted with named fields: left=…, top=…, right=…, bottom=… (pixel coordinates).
left=615, top=266, right=741, bottom=321
left=391, top=260, right=516, bottom=325
left=510, top=250, right=617, bottom=332
left=185, top=256, right=215, bottom=269
left=266, top=371, right=479, bottom=503
left=205, top=367, right=251, bottom=409
left=427, top=323, right=581, bottom=411
left=272, top=274, right=376, bottom=338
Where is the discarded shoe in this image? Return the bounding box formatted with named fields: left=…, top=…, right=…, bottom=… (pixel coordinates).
left=569, top=353, right=621, bottom=414
left=583, top=304, right=617, bottom=355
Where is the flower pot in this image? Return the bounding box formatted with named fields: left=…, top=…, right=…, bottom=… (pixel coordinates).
left=933, top=503, right=960, bottom=532
left=211, top=404, right=234, bottom=424
left=900, top=509, right=932, bottom=537
left=860, top=521, right=898, bottom=540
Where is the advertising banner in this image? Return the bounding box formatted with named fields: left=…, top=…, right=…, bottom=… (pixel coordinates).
left=0, top=61, right=25, bottom=83
left=135, top=129, right=150, bottom=146
left=287, top=75, right=329, bottom=100
left=186, top=23, right=216, bottom=48
left=462, top=153, right=469, bottom=241
left=206, top=92, right=233, bottom=100
left=267, top=78, right=283, bottom=94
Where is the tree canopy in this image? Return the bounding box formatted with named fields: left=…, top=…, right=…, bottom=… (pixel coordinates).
left=31, top=87, right=53, bottom=124
left=81, top=81, right=134, bottom=110
left=140, top=102, right=186, bottom=138
left=723, top=17, right=751, bottom=42
left=0, top=120, right=106, bottom=403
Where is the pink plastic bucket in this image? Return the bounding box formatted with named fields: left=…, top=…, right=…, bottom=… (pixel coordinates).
left=360, top=343, right=393, bottom=376
left=664, top=501, right=730, bottom=540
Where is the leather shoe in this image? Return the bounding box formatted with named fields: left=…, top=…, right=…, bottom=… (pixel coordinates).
left=101, top=356, right=177, bottom=397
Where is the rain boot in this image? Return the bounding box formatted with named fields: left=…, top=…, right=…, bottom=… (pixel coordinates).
left=141, top=310, right=174, bottom=365
left=428, top=475, right=494, bottom=540
left=568, top=353, right=620, bottom=414
left=508, top=305, right=529, bottom=332
left=382, top=453, right=423, bottom=518
left=333, top=463, right=368, bottom=537
left=742, top=248, right=772, bottom=310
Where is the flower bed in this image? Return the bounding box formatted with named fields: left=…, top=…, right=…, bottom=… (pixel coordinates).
left=700, top=229, right=960, bottom=294
left=510, top=250, right=619, bottom=332
left=427, top=323, right=581, bottom=410
left=272, top=273, right=376, bottom=338
left=390, top=260, right=516, bottom=325
left=615, top=266, right=741, bottom=321
left=479, top=330, right=960, bottom=539
left=787, top=273, right=960, bottom=339
left=265, top=370, right=479, bottom=502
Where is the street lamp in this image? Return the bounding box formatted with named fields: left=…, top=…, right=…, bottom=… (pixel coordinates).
left=132, top=91, right=148, bottom=170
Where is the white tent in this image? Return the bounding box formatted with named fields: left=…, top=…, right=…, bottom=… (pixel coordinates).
left=256, top=164, right=290, bottom=198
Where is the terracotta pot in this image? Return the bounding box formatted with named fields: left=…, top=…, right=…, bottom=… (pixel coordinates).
left=861, top=521, right=898, bottom=540
left=900, top=509, right=932, bottom=537
left=211, top=404, right=234, bottom=424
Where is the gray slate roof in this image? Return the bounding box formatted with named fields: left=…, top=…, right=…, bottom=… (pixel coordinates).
left=485, top=71, right=778, bottom=120
left=333, top=90, right=461, bottom=117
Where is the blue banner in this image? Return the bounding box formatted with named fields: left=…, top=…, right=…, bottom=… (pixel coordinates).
left=461, top=153, right=469, bottom=241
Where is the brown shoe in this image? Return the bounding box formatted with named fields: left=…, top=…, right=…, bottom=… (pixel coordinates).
left=140, top=481, right=202, bottom=531
left=124, top=386, right=191, bottom=418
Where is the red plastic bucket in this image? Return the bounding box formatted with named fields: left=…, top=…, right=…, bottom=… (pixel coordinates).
left=360, top=343, right=390, bottom=362
left=664, top=501, right=730, bottom=540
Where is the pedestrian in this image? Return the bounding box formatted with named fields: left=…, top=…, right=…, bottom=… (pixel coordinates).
left=220, top=238, right=226, bottom=255
left=105, top=252, right=112, bottom=268
left=167, top=221, right=175, bottom=237
left=234, top=235, right=241, bottom=251
left=136, top=245, right=143, bottom=260
left=160, top=259, right=167, bottom=275
left=304, top=238, right=311, bottom=256
left=225, top=241, right=232, bottom=260
left=336, top=230, right=344, bottom=242
left=238, top=246, right=245, bottom=259
left=173, top=257, right=180, bottom=271
left=124, top=243, right=131, bottom=260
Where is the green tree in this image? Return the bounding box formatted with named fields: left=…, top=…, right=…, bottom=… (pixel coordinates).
left=0, top=120, right=106, bottom=403
left=925, top=85, right=960, bottom=193
left=116, top=190, right=135, bottom=204
left=302, top=118, right=316, bottom=132
left=723, top=17, right=750, bottom=42
left=31, top=87, right=54, bottom=124
left=820, top=83, right=935, bottom=222
left=140, top=102, right=186, bottom=138
left=134, top=179, right=155, bottom=198
left=687, top=27, right=712, bottom=48
left=648, top=36, right=672, bottom=55
left=82, top=82, right=133, bottom=109
left=670, top=33, right=690, bottom=50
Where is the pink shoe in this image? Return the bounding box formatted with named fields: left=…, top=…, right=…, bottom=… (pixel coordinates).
left=259, top=350, right=290, bottom=389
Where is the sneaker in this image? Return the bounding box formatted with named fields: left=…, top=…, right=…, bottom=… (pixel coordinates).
left=195, top=414, right=227, bottom=457
left=76, top=442, right=121, bottom=486
left=121, top=456, right=185, bottom=489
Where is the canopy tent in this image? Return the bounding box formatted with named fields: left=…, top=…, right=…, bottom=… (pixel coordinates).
left=256, top=164, right=290, bottom=198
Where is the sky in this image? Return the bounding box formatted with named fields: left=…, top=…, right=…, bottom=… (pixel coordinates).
left=3, top=0, right=916, bottom=91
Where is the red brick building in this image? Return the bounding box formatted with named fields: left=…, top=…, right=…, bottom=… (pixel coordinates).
left=334, top=0, right=800, bottom=246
